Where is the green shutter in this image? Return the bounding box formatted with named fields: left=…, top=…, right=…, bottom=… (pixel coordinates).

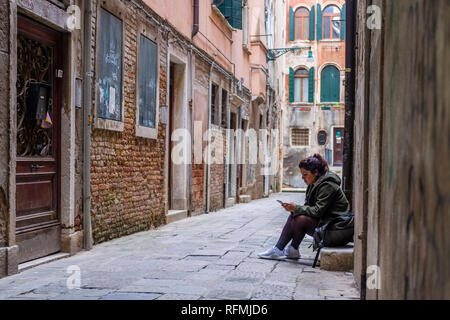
left=308, top=67, right=314, bottom=103
left=316, top=4, right=322, bottom=40
left=309, top=5, right=315, bottom=41
left=289, top=6, right=295, bottom=41
left=289, top=67, right=294, bottom=103
left=217, top=0, right=242, bottom=30
left=341, top=4, right=346, bottom=40
left=230, top=0, right=242, bottom=29
left=218, top=0, right=231, bottom=18
left=321, top=66, right=340, bottom=102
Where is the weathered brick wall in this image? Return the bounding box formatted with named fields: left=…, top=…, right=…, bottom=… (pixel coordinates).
left=209, top=126, right=226, bottom=212
left=90, top=0, right=167, bottom=244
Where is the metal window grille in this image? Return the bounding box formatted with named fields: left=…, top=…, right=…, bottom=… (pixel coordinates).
left=291, top=128, right=309, bottom=146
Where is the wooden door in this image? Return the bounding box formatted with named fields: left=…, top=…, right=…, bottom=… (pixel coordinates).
left=333, top=127, right=344, bottom=166
left=16, top=15, right=63, bottom=263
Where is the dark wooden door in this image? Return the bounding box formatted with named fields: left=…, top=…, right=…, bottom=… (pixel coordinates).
left=333, top=127, right=344, bottom=166
left=16, top=15, right=63, bottom=263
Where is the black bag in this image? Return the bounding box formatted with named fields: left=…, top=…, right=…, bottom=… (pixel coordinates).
left=312, top=212, right=355, bottom=252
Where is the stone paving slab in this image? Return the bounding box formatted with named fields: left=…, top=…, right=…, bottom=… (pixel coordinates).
left=0, top=192, right=359, bottom=300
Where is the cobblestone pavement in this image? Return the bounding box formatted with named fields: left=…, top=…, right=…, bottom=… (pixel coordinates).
left=0, top=192, right=359, bottom=300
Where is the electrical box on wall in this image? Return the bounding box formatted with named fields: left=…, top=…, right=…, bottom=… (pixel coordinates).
left=26, top=82, right=51, bottom=120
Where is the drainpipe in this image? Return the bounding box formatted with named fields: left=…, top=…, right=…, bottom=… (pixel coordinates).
left=314, top=0, right=319, bottom=136
left=83, top=0, right=93, bottom=250
left=192, top=0, right=199, bottom=38
left=206, top=53, right=217, bottom=214
left=189, top=46, right=194, bottom=214
left=343, top=0, right=356, bottom=207
left=190, top=0, right=198, bottom=214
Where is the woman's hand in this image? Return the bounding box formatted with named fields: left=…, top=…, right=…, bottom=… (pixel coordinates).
left=282, top=202, right=296, bottom=212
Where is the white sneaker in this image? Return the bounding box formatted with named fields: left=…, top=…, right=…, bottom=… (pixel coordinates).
left=283, top=245, right=300, bottom=259
left=258, top=246, right=286, bottom=260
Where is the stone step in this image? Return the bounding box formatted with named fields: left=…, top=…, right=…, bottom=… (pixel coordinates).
left=319, top=244, right=354, bottom=272
left=239, top=195, right=251, bottom=203
left=18, top=252, right=70, bottom=273
left=166, top=210, right=188, bottom=224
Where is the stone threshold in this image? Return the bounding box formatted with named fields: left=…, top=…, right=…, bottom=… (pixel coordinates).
left=166, top=209, right=188, bottom=224
left=18, top=252, right=70, bottom=273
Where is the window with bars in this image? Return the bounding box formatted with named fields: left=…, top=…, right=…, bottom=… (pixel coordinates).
left=291, top=128, right=310, bottom=146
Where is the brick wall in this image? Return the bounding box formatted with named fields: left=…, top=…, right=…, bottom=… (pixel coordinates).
left=209, top=126, right=226, bottom=212
left=90, top=0, right=167, bottom=244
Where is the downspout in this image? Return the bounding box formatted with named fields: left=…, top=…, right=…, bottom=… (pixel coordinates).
left=343, top=0, right=356, bottom=208
left=192, top=0, right=199, bottom=38
left=83, top=0, right=93, bottom=250
left=190, top=0, right=198, bottom=214
left=189, top=46, right=194, bottom=214
left=206, top=53, right=217, bottom=214
left=314, top=0, right=318, bottom=135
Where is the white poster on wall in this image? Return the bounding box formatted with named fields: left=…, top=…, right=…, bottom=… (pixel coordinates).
left=109, top=86, right=116, bottom=115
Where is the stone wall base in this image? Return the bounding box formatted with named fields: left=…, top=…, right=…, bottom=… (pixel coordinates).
left=61, top=231, right=84, bottom=256
left=0, top=246, right=19, bottom=279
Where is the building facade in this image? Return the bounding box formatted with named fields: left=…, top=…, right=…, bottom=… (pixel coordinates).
left=0, top=0, right=281, bottom=278
left=279, top=0, right=346, bottom=189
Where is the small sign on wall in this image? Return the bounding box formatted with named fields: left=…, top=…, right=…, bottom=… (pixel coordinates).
left=160, top=105, right=168, bottom=124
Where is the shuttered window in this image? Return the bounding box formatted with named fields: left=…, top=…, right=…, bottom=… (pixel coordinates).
left=321, top=65, right=340, bottom=102
left=294, top=68, right=309, bottom=102
left=295, top=8, right=309, bottom=40
left=323, top=5, right=341, bottom=39
left=291, top=128, right=310, bottom=146
left=214, top=0, right=243, bottom=29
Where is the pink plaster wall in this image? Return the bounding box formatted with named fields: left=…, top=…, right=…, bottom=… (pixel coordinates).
left=145, top=0, right=267, bottom=96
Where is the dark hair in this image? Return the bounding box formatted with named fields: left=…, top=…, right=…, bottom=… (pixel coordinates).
left=299, top=154, right=329, bottom=177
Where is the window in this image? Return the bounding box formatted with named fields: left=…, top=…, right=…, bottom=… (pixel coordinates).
left=97, top=8, right=123, bottom=122
left=295, top=8, right=309, bottom=40
left=138, top=35, right=158, bottom=129
left=291, top=128, right=309, bottom=146
left=321, top=65, right=340, bottom=102
left=221, top=89, right=228, bottom=127
left=294, top=68, right=309, bottom=102
left=323, top=5, right=341, bottom=39
left=213, top=0, right=243, bottom=29
left=211, top=83, right=219, bottom=125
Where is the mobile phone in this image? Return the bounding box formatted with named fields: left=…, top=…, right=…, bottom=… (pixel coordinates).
left=276, top=200, right=283, bottom=205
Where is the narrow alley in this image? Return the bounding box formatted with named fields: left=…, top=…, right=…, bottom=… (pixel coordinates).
left=0, top=193, right=357, bottom=300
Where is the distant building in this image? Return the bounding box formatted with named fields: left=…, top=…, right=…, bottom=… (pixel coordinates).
left=278, top=0, right=346, bottom=189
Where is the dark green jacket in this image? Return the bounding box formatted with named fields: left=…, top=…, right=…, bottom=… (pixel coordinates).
left=292, top=171, right=349, bottom=226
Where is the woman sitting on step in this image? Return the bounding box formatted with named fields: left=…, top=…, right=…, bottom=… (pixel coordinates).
left=258, top=154, right=349, bottom=260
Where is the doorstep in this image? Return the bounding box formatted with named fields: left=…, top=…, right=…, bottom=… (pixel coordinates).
left=166, top=210, right=188, bottom=224
left=18, top=252, right=70, bottom=273
left=319, top=243, right=354, bottom=272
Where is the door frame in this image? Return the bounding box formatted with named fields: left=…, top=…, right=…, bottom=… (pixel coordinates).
left=15, top=14, right=64, bottom=263
left=331, top=126, right=345, bottom=166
